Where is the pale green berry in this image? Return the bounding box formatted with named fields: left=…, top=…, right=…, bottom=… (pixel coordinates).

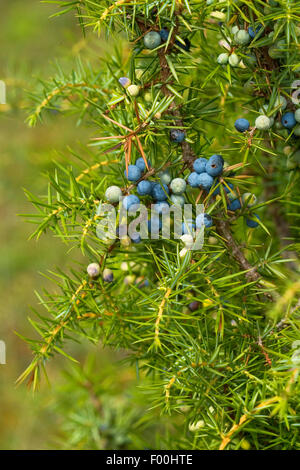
left=294, top=108, right=300, bottom=123
left=228, top=53, right=239, bottom=67
left=274, top=95, right=287, bottom=110
left=283, top=145, right=292, bottom=156
left=135, top=69, right=143, bottom=80
left=105, top=185, right=122, bottom=203
left=170, top=178, right=187, bottom=194
left=158, top=170, right=172, bottom=185
left=127, top=84, right=140, bottom=97
left=275, top=121, right=283, bottom=129
left=170, top=194, right=185, bottom=206
left=235, top=29, right=251, bottom=45
left=144, top=31, right=161, bottom=50
left=144, top=92, right=152, bottom=102
left=231, top=25, right=239, bottom=35
left=293, top=124, right=300, bottom=136
left=242, top=192, right=257, bottom=207
left=255, top=115, right=272, bottom=130
left=244, top=80, right=255, bottom=94
left=124, top=274, right=135, bottom=285
left=217, top=53, right=229, bottom=65
left=210, top=11, right=226, bottom=21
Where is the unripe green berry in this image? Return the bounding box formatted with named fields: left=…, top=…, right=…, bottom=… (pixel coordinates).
left=231, top=26, right=239, bottom=35
left=144, top=31, right=161, bottom=50
left=105, top=185, right=122, bottom=203
left=274, top=95, right=287, bottom=110
left=217, top=53, right=229, bottom=65
left=293, top=124, right=300, bottom=136
left=255, top=115, right=272, bottom=130
left=127, top=84, right=140, bottom=97
left=144, top=92, right=152, bottom=102
left=158, top=170, right=172, bottom=185
left=228, top=53, right=239, bottom=67
left=171, top=194, right=185, bottom=206
left=294, top=108, right=300, bottom=123
left=235, top=29, right=251, bottom=45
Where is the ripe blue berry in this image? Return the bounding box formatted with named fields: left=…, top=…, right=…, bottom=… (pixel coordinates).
left=175, top=38, right=191, bottom=51
left=248, top=25, right=262, bottom=38
left=206, top=155, right=224, bottom=177
left=182, top=220, right=195, bottom=235
left=159, top=28, right=169, bottom=42
left=188, top=172, right=200, bottom=188
left=246, top=214, right=260, bottom=228
left=137, top=180, right=152, bottom=196
left=227, top=198, right=241, bottom=211
left=152, top=183, right=169, bottom=201
left=123, top=194, right=140, bottom=211
left=193, top=157, right=207, bottom=174
left=135, top=157, right=149, bottom=172
left=124, top=164, right=142, bottom=181
left=212, top=181, right=234, bottom=196
left=105, top=185, right=123, bottom=203
left=153, top=201, right=170, bottom=214
left=170, top=178, right=187, bottom=194
left=188, top=301, right=200, bottom=312
left=148, top=216, right=162, bottom=233
left=170, top=129, right=185, bottom=143
left=119, top=77, right=131, bottom=88
left=234, top=118, right=250, bottom=133
left=282, top=112, right=297, bottom=129
left=130, top=232, right=142, bottom=243
left=144, top=31, right=161, bottom=49
left=196, top=213, right=213, bottom=228
left=198, top=172, right=214, bottom=191
left=87, top=263, right=100, bottom=279
left=103, top=268, right=114, bottom=282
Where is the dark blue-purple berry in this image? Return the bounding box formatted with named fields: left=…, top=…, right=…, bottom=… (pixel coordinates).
left=124, top=164, right=142, bottom=181
left=170, top=129, right=185, bottom=143
left=282, top=112, right=297, bottom=129
left=137, top=180, right=152, bottom=196
left=193, top=157, right=207, bottom=174
left=206, top=154, right=224, bottom=177
left=234, top=118, right=250, bottom=133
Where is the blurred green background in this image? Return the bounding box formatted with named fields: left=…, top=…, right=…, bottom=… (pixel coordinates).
left=0, top=0, right=101, bottom=449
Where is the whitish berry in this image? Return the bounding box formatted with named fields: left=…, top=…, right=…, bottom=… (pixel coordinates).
left=119, top=77, right=131, bottom=88
left=171, top=194, right=185, bottom=206
left=255, top=115, right=272, bottom=130
left=242, top=193, right=257, bottom=207
left=127, top=84, right=140, bottom=97
left=152, top=183, right=169, bottom=201
left=196, top=213, right=213, bottom=228
left=188, top=172, right=200, bottom=188
left=105, top=185, right=122, bottom=203
left=235, top=29, right=251, bottom=45
left=231, top=26, right=239, bottom=35
left=294, top=109, right=300, bottom=123
left=228, top=53, right=239, bottom=67
left=180, top=234, right=194, bottom=248
left=206, top=154, right=224, bottom=177
left=137, top=180, right=152, bottom=196
left=124, top=164, right=142, bottom=181
left=198, top=172, right=214, bottom=191
left=282, top=112, right=296, bottom=129
left=144, top=31, right=161, bottom=50
left=170, top=129, right=185, bottom=143
left=87, top=263, right=100, bottom=279
left=193, top=157, right=207, bottom=174
left=103, top=268, right=114, bottom=282
left=123, top=194, right=140, bottom=211
left=234, top=118, right=250, bottom=133
left=158, top=170, right=172, bottom=185
left=170, top=178, right=187, bottom=194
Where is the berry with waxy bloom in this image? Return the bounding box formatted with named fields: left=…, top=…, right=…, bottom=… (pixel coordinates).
left=87, top=263, right=100, bottom=279
left=170, top=178, right=187, bottom=194
left=144, top=31, right=161, bottom=49
left=193, top=157, right=207, bottom=174
left=105, top=186, right=122, bottom=203
left=206, top=154, right=224, bottom=177
left=124, top=164, right=142, bottom=181
left=103, top=268, right=114, bottom=282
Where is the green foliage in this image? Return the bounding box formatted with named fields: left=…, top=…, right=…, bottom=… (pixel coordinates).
left=20, top=0, right=300, bottom=450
